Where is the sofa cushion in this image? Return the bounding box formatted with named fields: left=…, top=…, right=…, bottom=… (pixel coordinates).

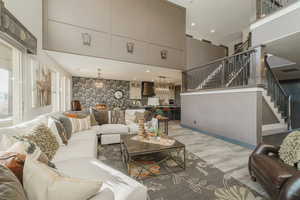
left=54, top=158, right=147, bottom=200
left=0, top=165, right=27, bottom=200
left=99, top=124, right=129, bottom=135
left=252, top=154, right=295, bottom=189
left=23, top=157, right=102, bottom=200
left=53, top=130, right=97, bottom=163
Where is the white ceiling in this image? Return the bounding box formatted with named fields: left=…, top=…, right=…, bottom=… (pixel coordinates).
left=266, top=32, right=300, bottom=80
left=47, top=51, right=182, bottom=83
left=169, top=0, right=256, bottom=45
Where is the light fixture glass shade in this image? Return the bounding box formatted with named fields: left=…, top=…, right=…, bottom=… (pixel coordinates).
left=95, top=80, right=104, bottom=88
left=95, top=68, right=104, bottom=88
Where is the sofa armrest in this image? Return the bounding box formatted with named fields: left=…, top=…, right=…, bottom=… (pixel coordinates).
left=278, top=173, right=300, bottom=200
left=252, top=143, right=280, bottom=157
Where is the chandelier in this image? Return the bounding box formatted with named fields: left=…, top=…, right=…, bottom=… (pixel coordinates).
left=156, top=76, right=170, bottom=92
left=95, top=68, right=104, bottom=88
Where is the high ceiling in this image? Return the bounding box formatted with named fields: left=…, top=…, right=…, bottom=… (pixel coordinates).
left=169, top=0, right=256, bottom=45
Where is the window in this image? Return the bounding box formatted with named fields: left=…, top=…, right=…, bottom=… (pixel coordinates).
left=0, top=40, right=13, bottom=120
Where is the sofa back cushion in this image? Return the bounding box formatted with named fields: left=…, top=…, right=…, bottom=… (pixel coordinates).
left=0, top=165, right=28, bottom=200
left=125, top=109, right=145, bottom=125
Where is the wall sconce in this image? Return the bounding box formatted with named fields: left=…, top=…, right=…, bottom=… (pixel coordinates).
left=127, top=42, right=135, bottom=54
left=161, top=50, right=168, bottom=60
left=82, top=33, right=92, bottom=46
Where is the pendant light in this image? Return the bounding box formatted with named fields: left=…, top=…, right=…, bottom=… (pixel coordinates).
left=95, top=68, right=104, bottom=88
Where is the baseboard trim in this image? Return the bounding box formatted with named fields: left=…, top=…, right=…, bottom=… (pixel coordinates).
left=180, top=124, right=256, bottom=150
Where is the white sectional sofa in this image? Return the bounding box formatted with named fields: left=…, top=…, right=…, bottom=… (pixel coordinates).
left=0, top=113, right=148, bottom=200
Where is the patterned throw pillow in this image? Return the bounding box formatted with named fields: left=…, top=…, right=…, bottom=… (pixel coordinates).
left=0, top=165, right=28, bottom=200
left=21, top=124, right=59, bottom=161
left=279, top=131, right=300, bottom=166
left=109, top=110, right=125, bottom=124
left=50, top=117, right=68, bottom=145
left=68, top=116, right=91, bottom=134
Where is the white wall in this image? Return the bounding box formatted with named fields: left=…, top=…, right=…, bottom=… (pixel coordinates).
left=3, top=0, right=72, bottom=121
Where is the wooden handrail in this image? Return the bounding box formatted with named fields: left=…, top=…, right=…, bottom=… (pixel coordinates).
left=264, top=55, right=288, bottom=97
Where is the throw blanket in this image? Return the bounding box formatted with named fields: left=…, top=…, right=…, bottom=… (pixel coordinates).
left=279, top=131, right=300, bottom=166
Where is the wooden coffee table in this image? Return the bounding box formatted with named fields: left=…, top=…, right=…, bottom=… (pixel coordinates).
left=120, top=134, right=186, bottom=180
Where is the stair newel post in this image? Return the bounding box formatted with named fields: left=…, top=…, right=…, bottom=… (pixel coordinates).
left=181, top=71, right=187, bottom=92
left=252, top=46, right=267, bottom=88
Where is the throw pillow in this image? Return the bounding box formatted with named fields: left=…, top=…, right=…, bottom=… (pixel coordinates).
left=109, top=110, right=125, bottom=124
left=144, top=110, right=154, bottom=122
left=49, top=117, right=68, bottom=145
left=93, top=109, right=109, bottom=125
left=0, top=153, right=26, bottom=184
left=21, top=124, right=59, bottom=160
left=89, top=108, right=99, bottom=126
left=5, top=140, right=56, bottom=169
left=0, top=165, right=28, bottom=200
left=53, top=114, right=73, bottom=140
left=279, top=131, right=300, bottom=166
left=134, top=112, right=145, bottom=123
left=23, top=157, right=102, bottom=200
left=48, top=117, right=64, bottom=146
left=68, top=116, right=91, bottom=134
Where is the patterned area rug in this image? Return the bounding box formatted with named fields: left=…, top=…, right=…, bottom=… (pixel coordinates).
left=98, top=144, right=266, bottom=200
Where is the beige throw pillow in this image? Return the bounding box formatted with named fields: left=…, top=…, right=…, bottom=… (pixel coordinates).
left=68, top=116, right=91, bottom=133
left=23, top=157, right=102, bottom=200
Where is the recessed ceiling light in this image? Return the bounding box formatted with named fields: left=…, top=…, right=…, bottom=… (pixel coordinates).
left=191, top=22, right=196, bottom=27
left=210, top=29, right=215, bottom=33
left=151, top=79, right=154, bottom=82
left=146, top=70, right=150, bottom=73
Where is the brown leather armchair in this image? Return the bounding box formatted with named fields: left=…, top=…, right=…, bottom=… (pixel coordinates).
left=249, top=143, right=300, bottom=200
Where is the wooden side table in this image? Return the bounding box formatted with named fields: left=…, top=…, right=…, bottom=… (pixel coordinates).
left=157, top=117, right=169, bottom=135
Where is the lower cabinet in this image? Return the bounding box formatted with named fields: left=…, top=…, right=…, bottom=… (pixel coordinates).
left=45, top=20, right=111, bottom=58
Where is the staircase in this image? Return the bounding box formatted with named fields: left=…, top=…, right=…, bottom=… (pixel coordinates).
left=183, top=49, right=292, bottom=135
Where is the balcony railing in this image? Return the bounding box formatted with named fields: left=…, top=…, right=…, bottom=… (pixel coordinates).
left=257, top=0, right=298, bottom=19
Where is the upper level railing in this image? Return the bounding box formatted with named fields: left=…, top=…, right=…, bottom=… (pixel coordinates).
left=182, top=49, right=257, bottom=92
left=257, top=0, right=298, bottom=19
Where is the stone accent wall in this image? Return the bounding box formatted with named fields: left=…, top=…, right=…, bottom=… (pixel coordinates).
left=72, top=77, right=133, bottom=110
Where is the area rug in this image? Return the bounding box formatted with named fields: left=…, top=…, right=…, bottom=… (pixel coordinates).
left=98, top=144, right=266, bottom=200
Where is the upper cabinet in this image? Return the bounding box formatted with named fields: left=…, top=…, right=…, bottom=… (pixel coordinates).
left=46, top=0, right=111, bottom=33
left=43, top=0, right=186, bottom=70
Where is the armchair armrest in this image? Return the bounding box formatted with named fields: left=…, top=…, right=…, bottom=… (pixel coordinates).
left=279, top=173, right=300, bottom=200
left=252, top=143, right=280, bottom=156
